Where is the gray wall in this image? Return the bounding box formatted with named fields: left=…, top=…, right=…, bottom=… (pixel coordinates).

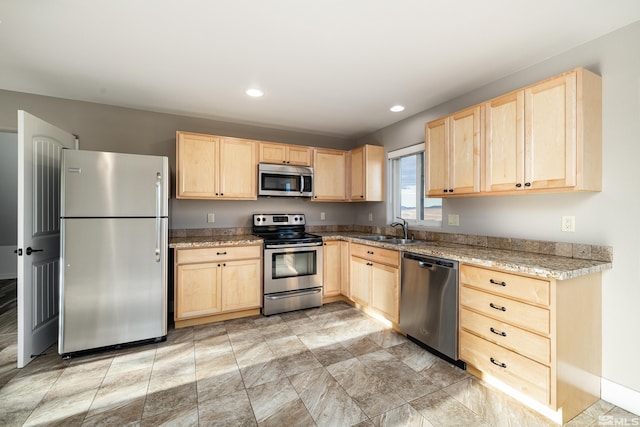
left=0, top=132, right=17, bottom=245
left=358, top=22, right=640, bottom=395
left=0, top=91, right=360, bottom=229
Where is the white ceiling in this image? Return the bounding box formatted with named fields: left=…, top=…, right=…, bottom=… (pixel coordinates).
left=1, top=1, right=640, bottom=139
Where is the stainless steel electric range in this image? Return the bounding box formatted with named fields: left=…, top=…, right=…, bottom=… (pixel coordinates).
left=253, top=214, right=323, bottom=315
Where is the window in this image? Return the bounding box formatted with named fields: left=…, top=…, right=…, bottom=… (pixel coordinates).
left=388, top=144, right=442, bottom=226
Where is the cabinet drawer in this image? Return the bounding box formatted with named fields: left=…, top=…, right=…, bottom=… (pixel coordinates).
left=460, top=264, right=550, bottom=306
left=460, top=286, right=550, bottom=335
left=460, top=330, right=550, bottom=406
left=460, top=307, right=550, bottom=365
left=176, top=245, right=261, bottom=264
left=350, top=243, right=400, bottom=267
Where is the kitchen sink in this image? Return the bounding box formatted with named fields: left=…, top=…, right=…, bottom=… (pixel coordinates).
left=355, top=235, right=429, bottom=245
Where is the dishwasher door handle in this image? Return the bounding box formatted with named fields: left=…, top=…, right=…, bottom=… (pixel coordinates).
left=418, top=261, right=434, bottom=268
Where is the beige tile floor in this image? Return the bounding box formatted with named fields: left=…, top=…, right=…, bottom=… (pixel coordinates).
left=0, top=281, right=637, bottom=426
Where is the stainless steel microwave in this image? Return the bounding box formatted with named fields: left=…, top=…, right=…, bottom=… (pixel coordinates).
left=258, top=163, right=313, bottom=197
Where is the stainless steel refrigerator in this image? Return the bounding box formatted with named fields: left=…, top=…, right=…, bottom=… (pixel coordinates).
left=58, top=149, right=169, bottom=356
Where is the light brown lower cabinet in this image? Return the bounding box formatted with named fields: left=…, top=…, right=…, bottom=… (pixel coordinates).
left=349, top=243, right=400, bottom=324
left=323, top=240, right=342, bottom=297
left=174, top=245, right=262, bottom=327
left=459, top=264, right=602, bottom=424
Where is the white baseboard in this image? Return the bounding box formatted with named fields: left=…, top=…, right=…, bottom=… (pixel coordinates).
left=601, top=378, right=640, bottom=416
left=0, top=245, right=17, bottom=279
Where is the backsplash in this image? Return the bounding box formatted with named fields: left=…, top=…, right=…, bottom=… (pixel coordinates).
left=170, top=225, right=613, bottom=263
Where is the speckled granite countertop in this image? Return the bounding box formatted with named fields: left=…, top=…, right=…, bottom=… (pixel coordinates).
left=169, top=234, right=262, bottom=248
left=169, top=232, right=611, bottom=280
left=315, top=232, right=611, bottom=280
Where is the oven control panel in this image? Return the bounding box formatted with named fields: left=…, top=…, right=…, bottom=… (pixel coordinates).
left=253, top=213, right=306, bottom=226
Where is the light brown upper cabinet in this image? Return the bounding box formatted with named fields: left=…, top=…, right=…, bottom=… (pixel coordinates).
left=484, top=67, right=601, bottom=194
left=312, top=148, right=348, bottom=201
left=349, top=145, right=385, bottom=202
left=425, top=105, right=481, bottom=196
left=176, top=131, right=257, bottom=200
left=259, top=142, right=313, bottom=166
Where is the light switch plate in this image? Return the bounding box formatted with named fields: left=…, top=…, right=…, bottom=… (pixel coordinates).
left=448, top=214, right=459, bottom=226
left=320, top=212, right=326, bottom=221
left=207, top=213, right=215, bottom=223
left=368, top=213, right=373, bottom=222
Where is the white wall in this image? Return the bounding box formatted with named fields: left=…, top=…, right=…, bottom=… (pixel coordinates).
left=357, top=21, right=640, bottom=402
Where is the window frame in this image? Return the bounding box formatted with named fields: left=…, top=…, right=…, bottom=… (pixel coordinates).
left=387, top=143, right=442, bottom=228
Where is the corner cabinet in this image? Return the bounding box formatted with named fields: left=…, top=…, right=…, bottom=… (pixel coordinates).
left=174, top=244, right=262, bottom=328
left=259, top=142, right=313, bottom=166
left=425, top=105, right=481, bottom=197
left=349, top=145, right=385, bottom=202
left=484, top=67, right=602, bottom=193
left=349, top=243, right=400, bottom=324
left=312, top=148, right=348, bottom=201
left=458, top=264, right=602, bottom=424
left=176, top=131, right=257, bottom=200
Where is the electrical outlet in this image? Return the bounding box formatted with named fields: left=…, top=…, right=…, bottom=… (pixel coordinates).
left=448, top=214, right=459, bottom=226
left=561, top=216, right=575, bottom=232
left=320, top=212, right=326, bottom=221
left=368, top=212, right=373, bottom=222
left=207, top=213, right=215, bottom=223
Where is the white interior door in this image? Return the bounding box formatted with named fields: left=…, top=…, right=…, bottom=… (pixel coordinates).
left=17, top=111, right=76, bottom=368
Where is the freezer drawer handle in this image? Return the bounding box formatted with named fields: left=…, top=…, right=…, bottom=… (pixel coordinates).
left=26, top=247, right=43, bottom=255
left=489, top=279, right=507, bottom=287
left=489, top=302, right=506, bottom=312
left=490, top=357, right=507, bottom=369
left=265, top=289, right=321, bottom=300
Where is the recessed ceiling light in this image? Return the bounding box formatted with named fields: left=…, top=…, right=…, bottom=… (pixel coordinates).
left=246, top=88, right=264, bottom=97
left=390, top=105, right=405, bottom=112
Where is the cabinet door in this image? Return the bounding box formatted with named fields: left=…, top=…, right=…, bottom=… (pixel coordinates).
left=313, top=149, right=347, bottom=201
left=218, top=138, right=257, bottom=199
left=221, top=259, right=261, bottom=312
left=259, top=142, right=288, bottom=164
left=350, top=256, right=370, bottom=306
left=340, top=241, right=350, bottom=298
left=175, top=262, right=221, bottom=319
left=323, top=241, right=342, bottom=297
left=485, top=91, right=525, bottom=192
left=370, top=263, right=400, bottom=323
left=176, top=132, right=218, bottom=199
left=525, top=71, right=577, bottom=189
left=350, top=146, right=365, bottom=201
left=450, top=106, right=481, bottom=194
left=287, top=145, right=313, bottom=166
left=425, top=118, right=449, bottom=196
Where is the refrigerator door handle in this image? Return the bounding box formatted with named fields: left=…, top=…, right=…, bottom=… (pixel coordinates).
left=155, top=172, right=162, bottom=262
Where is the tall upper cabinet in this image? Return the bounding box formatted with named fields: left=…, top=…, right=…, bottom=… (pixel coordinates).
left=313, top=148, right=348, bottom=201
left=426, top=67, right=601, bottom=198
left=176, top=131, right=257, bottom=200
left=485, top=67, right=602, bottom=193
left=350, top=144, right=385, bottom=202
left=425, top=105, right=481, bottom=196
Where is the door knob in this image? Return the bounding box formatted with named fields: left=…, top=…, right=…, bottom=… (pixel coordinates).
left=26, top=247, right=44, bottom=255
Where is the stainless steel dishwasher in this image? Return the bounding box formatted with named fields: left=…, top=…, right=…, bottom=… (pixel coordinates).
left=400, top=252, right=465, bottom=368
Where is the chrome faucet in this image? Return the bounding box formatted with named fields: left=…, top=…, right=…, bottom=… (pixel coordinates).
left=390, top=217, right=408, bottom=239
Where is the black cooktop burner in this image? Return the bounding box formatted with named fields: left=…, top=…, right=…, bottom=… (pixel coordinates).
left=252, top=213, right=322, bottom=246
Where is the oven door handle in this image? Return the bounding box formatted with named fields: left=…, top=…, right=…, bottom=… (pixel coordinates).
left=265, top=242, right=323, bottom=249
left=265, top=288, right=322, bottom=300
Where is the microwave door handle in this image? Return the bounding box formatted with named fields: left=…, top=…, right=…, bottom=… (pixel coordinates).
left=300, top=175, right=304, bottom=193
